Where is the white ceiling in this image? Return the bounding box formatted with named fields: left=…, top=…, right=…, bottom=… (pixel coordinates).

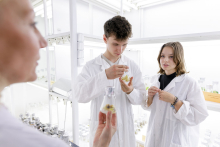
left=31, top=0, right=179, bottom=17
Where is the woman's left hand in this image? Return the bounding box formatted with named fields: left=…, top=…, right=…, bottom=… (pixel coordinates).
left=158, top=90, right=175, bottom=104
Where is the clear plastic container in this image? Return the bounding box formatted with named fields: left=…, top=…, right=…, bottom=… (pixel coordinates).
left=58, top=129, right=65, bottom=139
left=213, top=81, right=219, bottom=94
left=200, top=77, right=206, bottom=91
left=53, top=125, right=58, bottom=135
left=206, top=84, right=213, bottom=93
left=62, top=134, right=69, bottom=144
left=100, top=86, right=116, bottom=114
left=121, top=65, right=131, bottom=84
left=25, top=112, right=30, bottom=119
left=144, top=75, right=151, bottom=91
left=198, top=80, right=203, bottom=91
left=31, top=113, right=35, bottom=120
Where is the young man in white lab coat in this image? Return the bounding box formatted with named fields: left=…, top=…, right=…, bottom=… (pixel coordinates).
left=74, top=16, right=146, bottom=147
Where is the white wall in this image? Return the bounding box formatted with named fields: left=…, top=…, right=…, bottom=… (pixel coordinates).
left=124, top=0, right=220, bottom=38
left=143, top=0, right=220, bottom=37
left=52, top=0, right=70, bottom=34
left=52, top=0, right=115, bottom=35
left=35, top=16, right=45, bottom=37
left=92, top=5, right=115, bottom=36
left=124, top=10, right=141, bottom=38
left=54, top=45, right=72, bottom=80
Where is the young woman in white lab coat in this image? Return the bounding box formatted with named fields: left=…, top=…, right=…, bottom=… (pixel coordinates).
left=0, top=0, right=116, bottom=147
left=142, top=42, right=209, bottom=147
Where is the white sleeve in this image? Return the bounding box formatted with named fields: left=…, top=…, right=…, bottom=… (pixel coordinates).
left=126, top=62, right=146, bottom=105
left=141, top=94, right=152, bottom=111
left=173, top=81, right=209, bottom=126
left=73, top=64, right=109, bottom=103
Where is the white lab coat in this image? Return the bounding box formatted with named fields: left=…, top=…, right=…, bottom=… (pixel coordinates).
left=74, top=54, right=146, bottom=147
left=141, top=74, right=209, bottom=147
left=0, top=104, right=70, bottom=147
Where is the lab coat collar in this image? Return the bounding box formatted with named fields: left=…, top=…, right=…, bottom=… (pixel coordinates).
left=93, top=54, right=127, bottom=70
left=156, top=73, right=186, bottom=92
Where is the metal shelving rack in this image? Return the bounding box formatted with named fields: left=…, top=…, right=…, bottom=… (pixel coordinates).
left=42, top=0, right=79, bottom=145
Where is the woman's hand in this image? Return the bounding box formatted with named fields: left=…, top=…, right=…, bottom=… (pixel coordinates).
left=148, top=86, right=160, bottom=99
left=93, top=111, right=117, bottom=147
left=146, top=86, right=160, bottom=107
left=158, top=90, right=175, bottom=104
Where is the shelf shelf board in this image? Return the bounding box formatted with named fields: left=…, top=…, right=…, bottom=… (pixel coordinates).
left=49, top=91, right=71, bottom=101
left=206, top=101, right=220, bottom=112
left=128, top=31, right=220, bottom=45
left=46, top=32, right=70, bottom=39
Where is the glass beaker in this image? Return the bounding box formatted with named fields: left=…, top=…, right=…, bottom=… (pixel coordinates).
left=212, top=81, right=219, bottom=94
left=100, top=86, right=116, bottom=114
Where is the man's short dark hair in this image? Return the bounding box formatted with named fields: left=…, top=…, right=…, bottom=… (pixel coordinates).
left=104, top=15, right=132, bottom=41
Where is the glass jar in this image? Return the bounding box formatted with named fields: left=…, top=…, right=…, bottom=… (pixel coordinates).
left=62, top=134, right=69, bottom=144
left=100, top=86, right=116, bottom=114
left=85, top=132, right=89, bottom=142
left=144, top=75, right=151, bottom=91
left=31, top=113, right=35, bottom=120
left=212, top=81, right=219, bottom=94
left=200, top=77, right=206, bottom=91
left=25, top=112, right=30, bottom=119
left=198, top=80, right=203, bottom=91
left=23, top=119, right=28, bottom=125
left=206, top=84, right=213, bottom=93
left=30, top=120, right=35, bottom=127
left=19, top=114, right=24, bottom=121
left=121, top=66, right=131, bottom=84
left=53, top=125, right=58, bottom=135
left=82, top=133, right=87, bottom=142
left=58, top=129, right=65, bottom=139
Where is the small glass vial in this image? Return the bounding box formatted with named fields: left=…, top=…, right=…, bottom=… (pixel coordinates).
left=30, top=120, right=35, bottom=127
left=25, top=112, right=30, bottom=119
left=144, top=75, right=151, bottom=91
left=206, top=84, right=213, bottom=93
left=23, top=119, right=29, bottom=125
left=100, top=86, right=116, bottom=114
left=43, top=127, right=50, bottom=135
left=58, top=129, right=65, bottom=139
left=62, top=134, right=69, bottom=144
left=19, top=114, right=24, bottom=120
left=121, top=66, right=131, bottom=84
left=82, top=133, right=87, bottom=142
left=31, top=113, right=35, bottom=120
left=213, top=81, right=219, bottom=94
left=53, top=125, right=58, bottom=135
left=198, top=80, right=203, bottom=91
left=46, top=123, right=51, bottom=128
left=200, top=77, right=206, bottom=91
